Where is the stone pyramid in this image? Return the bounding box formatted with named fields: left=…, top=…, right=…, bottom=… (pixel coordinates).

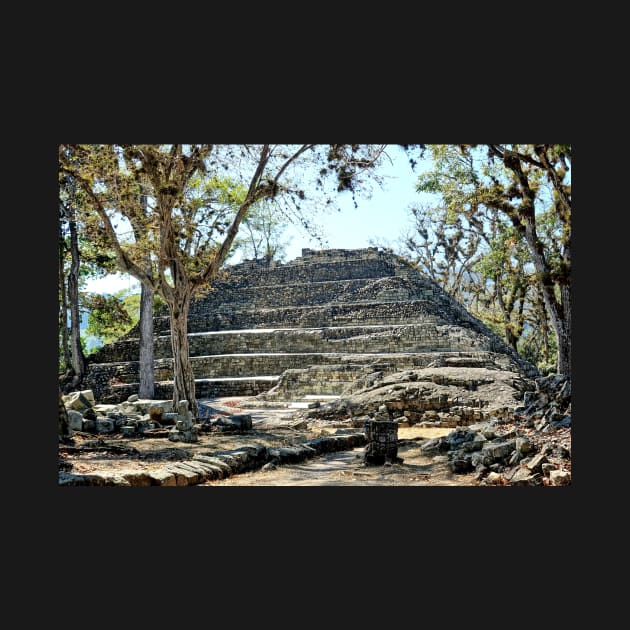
left=84, top=248, right=536, bottom=405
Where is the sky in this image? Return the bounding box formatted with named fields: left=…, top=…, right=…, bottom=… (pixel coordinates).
left=84, top=145, right=431, bottom=295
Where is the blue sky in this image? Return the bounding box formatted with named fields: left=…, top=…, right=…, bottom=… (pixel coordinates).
left=85, top=145, right=429, bottom=295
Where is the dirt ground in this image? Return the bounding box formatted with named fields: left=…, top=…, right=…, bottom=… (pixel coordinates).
left=59, top=397, right=478, bottom=486
left=200, top=437, right=477, bottom=486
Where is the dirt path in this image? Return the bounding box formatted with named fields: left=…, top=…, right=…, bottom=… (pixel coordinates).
left=200, top=441, right=477, bottom=486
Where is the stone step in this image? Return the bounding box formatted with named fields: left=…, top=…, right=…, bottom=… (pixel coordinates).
left=185, top=274, right=437, bottom=312
left=91, top=317, right=489, bottom=363
left=103, top=376, right=281, bottom=404
left=207, top=249, right=401, bottom=287
left=85, top=350, right=507, bottom=386
left=160, top=298, right=464, bottom=335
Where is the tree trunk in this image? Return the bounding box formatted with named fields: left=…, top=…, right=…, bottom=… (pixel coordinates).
left=522, top=217, right=571, bottom=375
left=68, top=211, right=85, bottom=388
left=556, top=285, right=571, bottom=375
left=137, top=262, right=155, bottom=399
left=525, top=219, right=571, bottom=375
left=59, top=227, right=71, bottom=372
left=168, top=296, right=197, bottom=417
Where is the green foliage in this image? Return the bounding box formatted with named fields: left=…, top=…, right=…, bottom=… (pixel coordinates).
left=406, top=144, right=573, bottom=360
left=518, top=326, right=558, bottom=375
left=83, top=293, right=133, bottom=345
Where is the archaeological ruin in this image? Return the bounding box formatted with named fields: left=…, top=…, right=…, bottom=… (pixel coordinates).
left=84, top=247, right=536, bottom=406
left=62, top=247, right=575, bottom=487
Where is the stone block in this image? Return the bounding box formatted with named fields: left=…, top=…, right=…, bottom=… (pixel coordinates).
left=64, top=391, right=93, bottom=411
left=482, top=439, right=516, bottom=461
left=549, top=470, right=571, bottom=486
left=508, top=467, right=542, bottom=486
left=95, top=417, right=115, bottom=434
left=193, top=455, right=230, bottom=476
left=67, top=410, right=84, bottom=431
left=525, top=453, right=548, bottom=473
left=148, top=470, right=177, bottom=486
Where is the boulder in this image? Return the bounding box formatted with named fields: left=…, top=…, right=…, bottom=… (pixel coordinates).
left=525, top=453, right=548, bottom=473
left=481, top=439, right=516, bottom=461
left=508, top=467, right=542, bottom=486
left=67, top=410, right=84, bottom=431
left=63, top=390, right=94, bottom=411
left=549, top=470, right=571, bottom=486
left=95, top=417, right=115, bottom=434
left=549, top=416, right=571, bottom=429
left=448, top=455, right=473, bottom=474
left=127, top=394, right=139, bottom=402
left=214, top=414, right=253, bottom=432
left=485, top=472, right=504, bottom=485
left=82, top=408, right=97, bottom=421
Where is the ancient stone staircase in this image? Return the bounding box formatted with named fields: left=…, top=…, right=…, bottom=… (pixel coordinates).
left=84, top=248, right=535, bottom=405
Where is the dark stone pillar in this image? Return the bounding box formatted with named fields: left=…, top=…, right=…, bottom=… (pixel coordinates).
left=363, top=420, right=401, bottom=465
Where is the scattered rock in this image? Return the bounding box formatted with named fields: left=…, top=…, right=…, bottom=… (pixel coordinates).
left=485, top=472, right=504, bottom=485
left=67, top=410, right=84, bottom=431
left=525, top=453, right=548, bottom=474
left=549, top=470, right=571, bottom=486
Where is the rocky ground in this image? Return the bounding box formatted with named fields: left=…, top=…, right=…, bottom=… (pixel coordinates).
left=58, top=371, right=571, bottom=487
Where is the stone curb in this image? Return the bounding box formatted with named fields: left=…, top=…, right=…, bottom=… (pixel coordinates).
left=58, top=432, right=367, bottom=487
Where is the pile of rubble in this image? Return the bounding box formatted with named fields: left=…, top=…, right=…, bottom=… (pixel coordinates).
left=418, top=374, right=571, bottom=485
left=61, top=390, right=253, bottom=443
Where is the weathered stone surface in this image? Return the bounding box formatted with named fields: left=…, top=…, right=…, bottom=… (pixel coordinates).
left=485, top=472, right=504, bottom=485
left=168, top=425, right=199, bottom=443
left=213, top=414, right=252, bottom=432
left=363, top=419, right=398, bottom=464
left=448, top=455, right=473, bottom=474
left=525, top=453, right=548, bottom=474
left=549, top=470, right=571, bottom=486
left=121, top=471, right=153, bottom=487
left=193, top=455, right=231, bottom=476
left=509, top=467, right=542, bottom=486
left=67, top=410, right=84, bottom=431
left=481, top=440, right=516, bottom=461
left=549, top=416, right=571, bottom=429
left=82, top=418, right=96, bottom=432
left=165, top=464, right=198, bottom=485
left=176, top=461, right=209, bottom=481
left=63, top=390, right=94, bottom=411
left=148, top=470, right=177, bottom=486
left=127, top=394, right=139, bottom=402
left=95, top=417, right=115, bottom=434
left=82, top=408, right=97, bottom=421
